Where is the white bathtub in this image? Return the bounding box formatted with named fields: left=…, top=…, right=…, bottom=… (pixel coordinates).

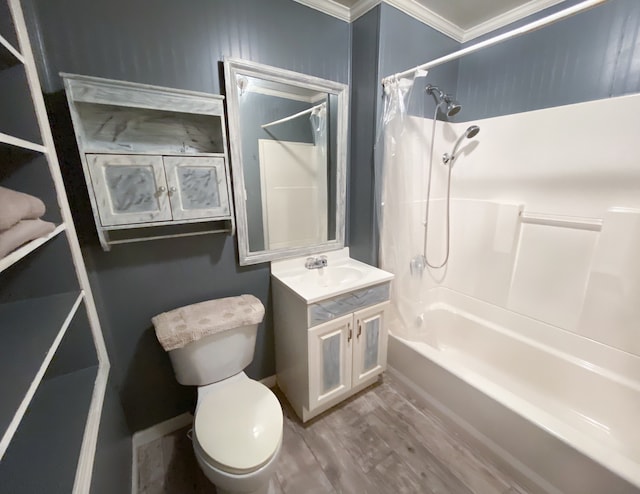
left=388, top=288, right=640, bottom=494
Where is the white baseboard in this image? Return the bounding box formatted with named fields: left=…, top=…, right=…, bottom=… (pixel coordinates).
left=131, top=412, right=193, bottom=494
left=260, top=374, right=277, bottom=388
left=132, top=412, right=193, bottom=448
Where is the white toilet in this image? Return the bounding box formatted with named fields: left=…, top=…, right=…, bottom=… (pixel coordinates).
left=152, top=295, right=283, bottom=494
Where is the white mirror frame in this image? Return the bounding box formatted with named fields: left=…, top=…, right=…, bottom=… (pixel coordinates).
left=224, top=57, right=348, bottom=266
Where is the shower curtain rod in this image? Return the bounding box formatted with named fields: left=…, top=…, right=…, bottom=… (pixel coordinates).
left=381, top=0, right=608, bottom=86
left=261, top=102, right=326, bottom=129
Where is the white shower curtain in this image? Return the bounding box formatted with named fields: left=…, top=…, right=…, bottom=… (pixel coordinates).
left=310, top=102, right=327, bottom=162
left=376, top=76, right=435, bottom=339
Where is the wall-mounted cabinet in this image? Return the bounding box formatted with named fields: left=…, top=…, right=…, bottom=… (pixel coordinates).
left=86, top=154, right=230, bottom=227
left=62, top=73, right=235, bottom=250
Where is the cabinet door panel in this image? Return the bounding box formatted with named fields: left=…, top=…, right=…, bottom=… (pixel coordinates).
left=353, top=302, right=388, bottom=387
left=87, top=154, right=171, bottom=226
left=308, top=314, right=352, bottom=410
left=163, top=156, right=230, bottom=220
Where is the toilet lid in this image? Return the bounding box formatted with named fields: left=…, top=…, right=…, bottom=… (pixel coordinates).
left=194, top=379, right=283, bottom=472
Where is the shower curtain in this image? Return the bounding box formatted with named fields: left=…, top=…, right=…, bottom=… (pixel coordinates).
left=376, top=76, right=437, bottom=339
left=310, top=102, right=327, bottom=161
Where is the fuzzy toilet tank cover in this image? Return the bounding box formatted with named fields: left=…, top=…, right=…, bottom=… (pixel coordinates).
left=152, top=294, right=265, bottom=351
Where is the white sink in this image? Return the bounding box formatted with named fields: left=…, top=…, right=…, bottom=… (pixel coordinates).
left=271, top=248, right=394, bottom=303
left=296, top=265, right=365, bottom=287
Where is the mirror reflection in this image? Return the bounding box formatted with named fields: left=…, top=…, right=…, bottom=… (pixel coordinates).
left=224, top=59, right=347, bottom=265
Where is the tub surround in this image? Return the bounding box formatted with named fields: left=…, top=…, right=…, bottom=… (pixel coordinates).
left=385, top=93, right=640, bottom=359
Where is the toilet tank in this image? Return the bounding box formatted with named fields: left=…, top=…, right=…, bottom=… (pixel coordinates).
left=168, top=324, right=258, bottom=386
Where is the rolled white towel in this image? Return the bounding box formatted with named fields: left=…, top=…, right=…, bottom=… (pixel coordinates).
left=152, top=294, right=265, bottom=351
left=0, top=219, right=56, bottom=258
left=0, top=186, right=46, bottom=231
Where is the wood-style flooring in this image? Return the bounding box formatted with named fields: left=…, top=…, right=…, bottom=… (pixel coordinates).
left=137, top=372, right=529, bottom=494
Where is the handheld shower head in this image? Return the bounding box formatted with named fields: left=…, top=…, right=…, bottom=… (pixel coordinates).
left=465, top=125, right=480, bottom=139
left=426, top=84, right=461, bottom=118
left=443, top=125, right=480, bottom=165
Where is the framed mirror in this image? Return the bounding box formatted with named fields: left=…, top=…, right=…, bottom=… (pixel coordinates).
left=224, top=58, right=348, bottom=265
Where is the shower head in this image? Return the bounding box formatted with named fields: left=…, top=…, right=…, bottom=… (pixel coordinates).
left=443, top=125, right=481, bottom=165
left=443, top=95, right=461, bottom=117
left=426, top=84, right=461, bottom=118
left=465, top=125, right=480, bottom=139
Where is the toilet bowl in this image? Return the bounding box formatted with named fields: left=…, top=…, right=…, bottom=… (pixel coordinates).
left=152, top=295, right=283, bottom=494
left=192, top=372, right=283, bottom=494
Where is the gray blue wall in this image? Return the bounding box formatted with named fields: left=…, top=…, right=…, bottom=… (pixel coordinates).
left=26, top=0, right=350, bottom=435
left=456, top=0, right=640, bottom=119
left=377, top=3, right=460, bottom=120
left=349, top=7, right=380, bottom=265
left=349, top=3, right=459, bottom=266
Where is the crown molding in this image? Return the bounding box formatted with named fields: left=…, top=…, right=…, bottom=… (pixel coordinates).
left=384, top=0, right=464, bottom=41
left=462, top=0, right=567, bottom=42
left=292, top=0, right=351, bottom=21
left=350, top=0, right=381, bottom=21
left=294, top=0, right=464, bottom=40
left=293, top=0, right=570, bottom=44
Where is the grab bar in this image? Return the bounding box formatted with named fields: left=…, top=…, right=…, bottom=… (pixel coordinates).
left=519, top=211, right=603, bottom=232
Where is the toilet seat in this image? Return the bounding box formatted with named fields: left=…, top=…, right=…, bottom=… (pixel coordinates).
left=194, top=377, right=283, bottom=474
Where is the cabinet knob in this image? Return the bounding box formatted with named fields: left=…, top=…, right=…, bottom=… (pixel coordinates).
left=156, top=186, right=166, bottom=198
left=357, top=322, right=362, bottom=339
left=347, top=323, right=352, bottom=343
left=169, top=186, right=177, bottom=196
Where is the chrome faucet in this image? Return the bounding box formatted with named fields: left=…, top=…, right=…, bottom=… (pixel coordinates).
left=305, top=255, right=328, bottom=269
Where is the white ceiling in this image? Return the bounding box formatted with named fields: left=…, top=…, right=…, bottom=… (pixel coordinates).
left=293, top=0, right=566, bottom=42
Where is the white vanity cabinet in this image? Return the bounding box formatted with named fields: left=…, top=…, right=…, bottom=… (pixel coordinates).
left=272, top=254, right=392, bottom=422
left=62, top=73, right=235, bottom=250
left=308, top=302, right=388, bottom=412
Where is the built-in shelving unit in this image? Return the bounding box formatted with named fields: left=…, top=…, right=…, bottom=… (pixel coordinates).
left=0, top=291, right=84, bottom=456
left=0, top=132, right=47, bottom=153
left=0, top=223, right=65, bottom=272
left=0, top=1, right=110, bottom=493
left=0, top=366, right=99, bottom=494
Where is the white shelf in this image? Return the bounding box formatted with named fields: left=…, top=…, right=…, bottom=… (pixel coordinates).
left=0, top=132, right=47, bottom=153
left=0, top=365, right=99, bottom=494
left=0, top=33, right=24, bottom=67
left=0, top=223, right=66, bottom=274
left=0, top=291, right=85, bottom=460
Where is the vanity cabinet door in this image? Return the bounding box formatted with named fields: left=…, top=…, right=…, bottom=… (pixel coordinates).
left=308, top=313, right=353, bottom=410
left=87, top=154, right=172, bottom=226
left=163, top=156, right=230, bottom=221
left=352, top=302, right=388, bottom=388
